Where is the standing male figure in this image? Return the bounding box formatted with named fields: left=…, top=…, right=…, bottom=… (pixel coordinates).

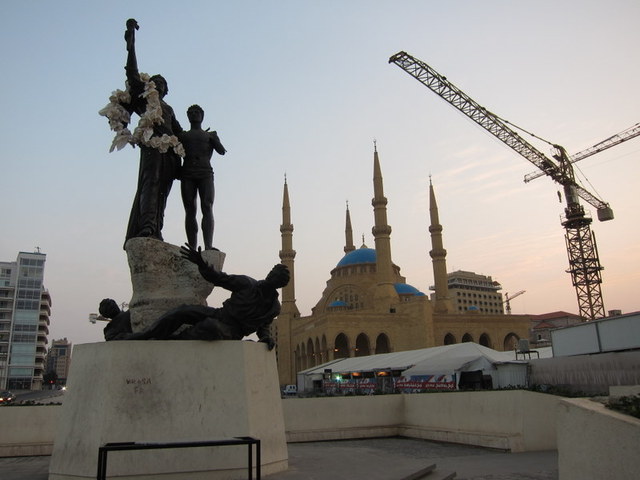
left=123, top=19, right=183, bottom=246
left=179, top=105, right=226, bottom=250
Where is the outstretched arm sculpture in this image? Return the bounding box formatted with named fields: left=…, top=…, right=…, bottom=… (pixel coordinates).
left=122, top=18, right=184, bottom=246
left=123, top=244, right=290, bottom=349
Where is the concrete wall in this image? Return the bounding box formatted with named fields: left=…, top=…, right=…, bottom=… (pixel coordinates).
left=0, top=405, right=60, bottom=456
left=283, top=395, right=403, bottom=442
left=557, top=398, right=640, bottom=480
left=5, top=388, right=640, bottom=478
left=283, top=390, right=559, bottom=452
left=2, top=391, right=558, bottom=458
left=401, top=390, right=559, bottom=452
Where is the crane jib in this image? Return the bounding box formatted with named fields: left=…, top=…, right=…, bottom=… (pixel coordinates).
left=389, top=50, right=616, bottom=218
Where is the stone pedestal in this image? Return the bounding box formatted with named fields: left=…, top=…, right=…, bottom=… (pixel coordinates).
left=49, top=341, right=288, bottom=480
left=125, top=238, right=225, bottom=331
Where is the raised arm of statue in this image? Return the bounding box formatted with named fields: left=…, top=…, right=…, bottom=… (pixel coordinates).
left=124, top=18, right=141, bottom=83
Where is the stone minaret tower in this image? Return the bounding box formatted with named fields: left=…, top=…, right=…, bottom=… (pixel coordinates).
left=344, top=202, right=356, bottom=254
left=371, top=144, right=398, bottom=305
left=429, top=178, right=454, bottom=314
left=276, top=177, right=299, bottom=386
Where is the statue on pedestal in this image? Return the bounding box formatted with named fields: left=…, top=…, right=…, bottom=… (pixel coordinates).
left=98, top=20, right=283, bottom=348
left=179, top=105, right=227, bottom=251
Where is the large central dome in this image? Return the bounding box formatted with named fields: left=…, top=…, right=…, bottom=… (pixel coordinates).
left=336, top=247, right=376, bottom=267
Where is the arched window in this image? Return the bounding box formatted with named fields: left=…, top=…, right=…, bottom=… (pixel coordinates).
left=334, top=333, right=349, bottom=359
left=314, top=337, right=322, bottom=364
left=307, top=339, right=315, bottom=367
left=462, top=333, right=474, bottom=343
left=503, top=333, right=520, bottom=351
left=479, top=333, right=491, bottom=348
left=444, top=333, right=456, bottom=345
left=355, top=333, right=370, bottom=357
left=300, top=343, right=307, bottom=370
left=375, top=333, right=390, bottom=354
left=294, top=346, right=301, bottom=373
left=321, top=335, right=328, bottom=362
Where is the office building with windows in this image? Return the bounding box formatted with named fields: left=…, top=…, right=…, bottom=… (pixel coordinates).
left=0, top=251, right=51, bottom=390
left=446, top=270, right=504, bottom=315
left=45, top=338, right=72, bottom=386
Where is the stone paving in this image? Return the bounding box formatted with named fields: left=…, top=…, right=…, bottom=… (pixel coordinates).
left=0, top=437, right=558, bottom=480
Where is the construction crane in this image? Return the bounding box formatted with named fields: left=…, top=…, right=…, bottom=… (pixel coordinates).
left=524, top=123, right=640, bottom=183
left=503, top=290, right=526, bottom=315
left=389, top=51, right=637, bottom=321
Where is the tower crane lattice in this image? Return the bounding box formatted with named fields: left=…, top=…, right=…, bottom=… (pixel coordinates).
left=524, top=122, right=640, bottom=183
left=389, top=51, right=638, bottom=321
left=503, top=290, right=526, bottom=315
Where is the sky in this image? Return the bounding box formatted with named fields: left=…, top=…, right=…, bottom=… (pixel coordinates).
left=1, top=1, right=639, bottom=346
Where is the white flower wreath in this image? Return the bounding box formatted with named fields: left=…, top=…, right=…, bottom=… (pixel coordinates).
left=99, top=73, right=185, bottom=157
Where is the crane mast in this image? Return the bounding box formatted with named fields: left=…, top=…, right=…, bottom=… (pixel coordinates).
left=503, top=290, right=526, bottom=315
left=389, top=51, right=615, bottom=321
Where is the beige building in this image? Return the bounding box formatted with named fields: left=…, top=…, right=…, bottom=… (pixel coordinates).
left=273, top=147, right=530, bottom=386
left=444, top=270, right=504, bottom=315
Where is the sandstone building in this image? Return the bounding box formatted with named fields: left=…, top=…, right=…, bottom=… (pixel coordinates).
left=273, top=147, right=530, bottom=386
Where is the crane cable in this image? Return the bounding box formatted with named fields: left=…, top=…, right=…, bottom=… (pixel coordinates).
left=494, top=110, right=606, bottom=198
left=492, top=112, right=556, bottom=148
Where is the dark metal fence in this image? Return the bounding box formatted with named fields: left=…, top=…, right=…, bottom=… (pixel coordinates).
left=97, top=436, right=260, bottom=480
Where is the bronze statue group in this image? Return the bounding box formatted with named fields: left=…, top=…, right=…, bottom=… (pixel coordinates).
left=99, top=19, right=289, bottom=348
left=122, top=19, right=226, bottom=251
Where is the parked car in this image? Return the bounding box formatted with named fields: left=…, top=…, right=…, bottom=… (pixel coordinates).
left=282, top=385, right=297, bottom=396
left=0, top=391, right=16, bottom=405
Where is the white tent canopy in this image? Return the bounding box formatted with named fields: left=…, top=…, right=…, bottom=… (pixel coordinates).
left=298, top=343, right=552, bottom=391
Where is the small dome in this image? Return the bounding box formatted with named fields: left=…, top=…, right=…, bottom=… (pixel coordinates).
left=337, top=247, right=376, bottom=267
left=394, top=283, right=425, bottom=296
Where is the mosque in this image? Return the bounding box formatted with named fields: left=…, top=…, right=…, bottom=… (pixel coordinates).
left=273, top=146, right=530, bottom=386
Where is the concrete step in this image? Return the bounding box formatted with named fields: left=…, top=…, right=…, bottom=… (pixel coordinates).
left=399, top=463, right=456, bottom=480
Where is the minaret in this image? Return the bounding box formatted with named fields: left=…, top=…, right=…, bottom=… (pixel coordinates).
left=344, top=201, right=356, bottom=254
left=371, top=144, right=398, bottom=304
left=429, top=177, right=454, bottom=314
left=277, top=176, right=299, bottom=386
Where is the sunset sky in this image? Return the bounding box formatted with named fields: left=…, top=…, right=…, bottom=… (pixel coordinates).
left=2, top=1, right=639, bottom=345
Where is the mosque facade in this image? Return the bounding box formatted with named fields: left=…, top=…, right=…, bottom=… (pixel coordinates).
left=273, top=147, right=530, bottom=386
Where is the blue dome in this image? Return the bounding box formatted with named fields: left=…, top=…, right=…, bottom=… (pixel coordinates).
left=328, top=300, right=348, bottom=307
left=337, top=248, right=376, bottom=267
left=394, top=283, right=425, bottom=296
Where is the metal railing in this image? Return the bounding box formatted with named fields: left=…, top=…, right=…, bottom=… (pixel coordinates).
left=97, top=436, right=261, bottom=480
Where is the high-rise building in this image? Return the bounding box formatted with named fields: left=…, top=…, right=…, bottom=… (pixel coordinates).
left=0, top=251, right=51, bottom=390
left=46, top=338, right=72, bottom=386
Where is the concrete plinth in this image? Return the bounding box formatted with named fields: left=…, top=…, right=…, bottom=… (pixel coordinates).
left=49, top=341, right=288, bottom=480
left=124, top=238, right=225, bottom=331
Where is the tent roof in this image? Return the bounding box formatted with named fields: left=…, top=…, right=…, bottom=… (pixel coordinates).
left=299, top=343, right=551, bottom=376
